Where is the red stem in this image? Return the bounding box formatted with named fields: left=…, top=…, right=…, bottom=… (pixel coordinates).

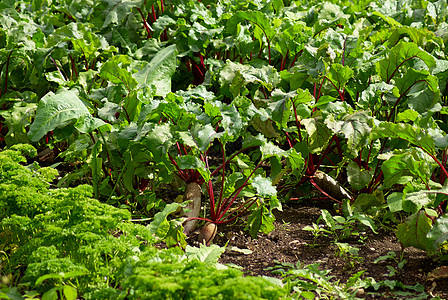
left=216, top=141, right=227, bottom=214
left=216, top=160, right=264, bottom=219
left=136, top=8, right=152, bottom=39
left=422, top=148, right=448, bottom=179
left=290, top=50, right=303, bottom=68
left=218, top=198, right=258, bottom=224
left=152, top=4, right=157, bottom=23
left=68, top=55, right=78, bottom=79
left=291, top=102, right=303, bottom=142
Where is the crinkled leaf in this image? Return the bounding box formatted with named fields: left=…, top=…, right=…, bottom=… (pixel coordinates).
left=147, top=202, right=182, bottom=238
left=74, top=115, right=110, bottom=133
left=144, top=123, right=173, bottom=159
left=396, top=210, right=433, bottom=252
left=246, top=204, right=275, bottom=239
left=372, top=122, right=435, bottom=155
left=102, top=0, right=143, bottom=28
left=404, top=191, right=437, bottom=212
left=252, top=176, right=276, bottom=197
left=380, top=149, right=434, bottom=190
left=427, top=214, right=448, bottom=251
left=226, top=11, right=276, bottom=40
left=185, top=244, right=226, bottom=264
left=99, top=55, right=138, bottom=91
left=325, top=111, right=373, bottom=157
left=327, top=63, right=354, bottom=91
left=28, top=89, right=90, bottom=142
left=347, top=161, right=373, bottom=190
left=191, top=123, right=223, bottom=152
left=268, top=89, right=295, bottom=129
left=302, top=117, right=332, bottom=153
left=376, top=41, right=436, bottom=83
left=175, top=155, right=205, bottom=170
left=133, top=44, right=178, bottom=97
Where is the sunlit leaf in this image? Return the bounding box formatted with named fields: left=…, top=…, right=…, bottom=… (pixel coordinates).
left=396, top=210, right=433, bottom=251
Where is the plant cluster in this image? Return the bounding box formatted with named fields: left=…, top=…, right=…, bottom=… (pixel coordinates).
left=2, top=0, right=448, bottom=297
left=0, top=146, right=288, bottom=299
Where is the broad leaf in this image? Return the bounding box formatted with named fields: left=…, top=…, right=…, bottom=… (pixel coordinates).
left=185, top=244, right=226, bottom=264
left=191, top=123, right=223, bottom=152
left=372, top=122, right=435, bottom=155
left=376, top=41, right=436, bottom=83
left=396, top=210, right=433, bottom=252
left=133, top=44, right=178, bottom=97
left=327, top=63, right=354, bottom=91
left=380, top=149, right=435, bottom=191
left=147, top=202, right=182, bottom=238
left=28, top=89, right=90, bottom=142
left=252, top=176, right=276, bottom=197
left=427, top=214, right=448, bottom=252
left=99, top=55, right=138, bottom=92
left=347, top=161, right=373, bottom=190
left=325, top=111, right=373, bottom=157
left=246, top=204, right=275, bottom=239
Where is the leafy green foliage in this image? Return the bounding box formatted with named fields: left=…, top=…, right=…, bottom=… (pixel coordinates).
left=0, top=147, right=289, bottom=299
left=2, top=0, right=448, bottom=297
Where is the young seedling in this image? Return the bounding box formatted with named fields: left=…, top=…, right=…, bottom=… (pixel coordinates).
left=302, top=217, right=332, bottom=247
left=374, top=251, right=407, bottom=277
left=335, top=242, right=363, bottom=270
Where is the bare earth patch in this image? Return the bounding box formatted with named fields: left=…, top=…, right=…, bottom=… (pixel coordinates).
left=188, top=203, right=448, bottom=299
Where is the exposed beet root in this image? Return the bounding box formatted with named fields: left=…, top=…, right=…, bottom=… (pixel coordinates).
left=198, top=222, right=217, bottom=246
left=181, top=182, right=202, bottom=235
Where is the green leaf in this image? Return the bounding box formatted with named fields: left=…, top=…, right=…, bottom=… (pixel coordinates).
left=133, top=44, right=178, bottom=97
left=372, top=122, right=435, bottom=155
left=427, top=214, right=448, bottom=251
left=354, top=214, right=377, bottom=234
left=387, top=192, right=404, bottom=212
left=147, top=202, right=182, bottom=238
left=268, top=89, right=293, bottom=129
left=396, top=109, right=419, bottom=123
left=404, top=191, right=436, bottom=212
left=42, top=288, right=58, bottom=300
left=252, top=176, right=276, bottom=197
left=246, top=205, right=275, bottom=239
left=175, top=155, right=206, bottom=170
left=226, top=11, right=276, bottom=40
left=302, top=117, right=332, bottom=154
left=62, top=285, right=77, bottom=300
left=191, top=123, right=223, bottom=152
left=325, top=111, right=373, bottom=157
left=396, top=210, right=433, bottom=251
left=144, top=123, right=174, bottom=159
left=28, top=89, right=90, bottom=142
left=0, top=101, right=37, bottom=146
left=102, top=0, right=143, bottom=28
left=326, top=63, right=353, bottom=91
left=185, top=244, right=226, bottom=264
left=376, top=41, right=436, bottom=83
left=380, top=149, right=435, bottom=190
left=99, top=55, right=138, bottom=92
left=347, top=161, right=373, bottom=190
left=35, top=273, right=63, bottom=285
left=321, top=209, right=336, bottom=230
left=74, top=115, right=109, bottom=134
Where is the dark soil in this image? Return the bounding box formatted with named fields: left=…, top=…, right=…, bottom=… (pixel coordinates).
left=187, top=202, right=448, bottom=299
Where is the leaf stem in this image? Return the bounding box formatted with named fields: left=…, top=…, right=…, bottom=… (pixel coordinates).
left=136, top=8, right=152, bottom=39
